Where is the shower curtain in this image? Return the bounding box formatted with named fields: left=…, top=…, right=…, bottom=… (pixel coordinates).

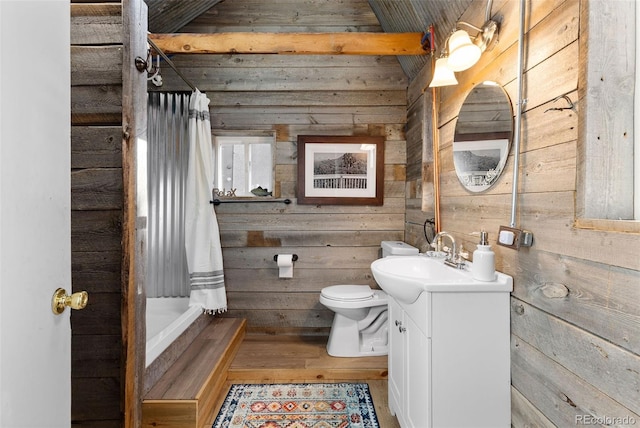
left=147, top=92, right=191, bottom=298
left=185, top=90, right=227, bottom=313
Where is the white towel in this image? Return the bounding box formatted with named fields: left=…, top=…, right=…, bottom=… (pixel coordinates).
left=185, top=90, right=227, bottom=313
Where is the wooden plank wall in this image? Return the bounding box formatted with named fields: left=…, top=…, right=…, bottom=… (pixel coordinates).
left=71, top=2, right=124, bottom=426
left=156, top=0, right=409, bottom=334
left=404, top=67, right=435, bottom=251
left=410, top=0, right=640, bottom=425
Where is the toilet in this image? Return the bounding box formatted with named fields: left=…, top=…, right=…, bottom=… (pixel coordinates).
left=319, top=241, right=419, bottom=357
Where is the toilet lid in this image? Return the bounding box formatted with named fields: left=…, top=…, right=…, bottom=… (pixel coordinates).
left=321, top=285, right=374, bottom=301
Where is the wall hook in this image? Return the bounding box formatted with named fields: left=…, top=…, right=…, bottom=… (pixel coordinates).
left=134, top=56, right=148, bottom=72
left=135, top=49, right=154, bottom=73
left=544, top=94, right=575, bottom=113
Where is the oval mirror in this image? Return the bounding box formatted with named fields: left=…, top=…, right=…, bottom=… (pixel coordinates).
left=453, top=82, right=514, bottom=193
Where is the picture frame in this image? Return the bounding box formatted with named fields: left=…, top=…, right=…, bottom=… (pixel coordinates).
left=296, top=135, right=384, bottom=205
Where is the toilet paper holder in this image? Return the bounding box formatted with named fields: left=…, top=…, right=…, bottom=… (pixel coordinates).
left=274, top=254, right=298, bottom=262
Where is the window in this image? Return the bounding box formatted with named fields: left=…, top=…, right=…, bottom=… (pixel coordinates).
left=214, top=135, right=274, bottom=197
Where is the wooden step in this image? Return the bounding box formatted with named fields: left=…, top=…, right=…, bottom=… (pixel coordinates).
left=142, top=317, right=246, bottom=428
left=227, top=334, right=388, bottom=382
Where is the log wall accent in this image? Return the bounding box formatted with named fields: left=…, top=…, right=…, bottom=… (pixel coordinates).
left=156, top=0, right=408, bottom=334
left=411, top=0, right=640, bottom=425
left=122, top=0, right=149, bottom=426
left=71, top=1, right=125, bottom=426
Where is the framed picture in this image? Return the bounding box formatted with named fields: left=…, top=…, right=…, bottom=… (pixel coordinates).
left=296, top=135, right=384, bottom=205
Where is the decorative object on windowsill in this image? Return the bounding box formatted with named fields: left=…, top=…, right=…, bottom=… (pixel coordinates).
left=210, top=187, right=291, bottom=205
left=250, top=186, right=273, bottom=196
left=213, top=188, right=237, bottom=197
left=429, top=0, right=500, bottom=87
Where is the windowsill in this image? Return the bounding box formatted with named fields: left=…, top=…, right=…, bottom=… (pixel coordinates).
left=574, top=218, right=640, bottom=234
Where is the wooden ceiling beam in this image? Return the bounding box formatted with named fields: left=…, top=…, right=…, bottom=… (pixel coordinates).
left=148, top=32, right=428, bottom=55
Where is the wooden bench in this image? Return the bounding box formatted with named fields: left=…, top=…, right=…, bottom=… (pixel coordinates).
left=142, top=317, right=246, bottom=428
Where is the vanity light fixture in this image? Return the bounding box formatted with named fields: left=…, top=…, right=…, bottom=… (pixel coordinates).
left=430, top=57, right=459, bottom=87
left=447, top=29, right=482, bottom=72
left=428, top=0, right=499, bottom=88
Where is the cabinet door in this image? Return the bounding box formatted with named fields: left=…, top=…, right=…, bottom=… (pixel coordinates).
left=387, top=296, right=404, bottom=417
left=405, top=314, right=430, bottom=428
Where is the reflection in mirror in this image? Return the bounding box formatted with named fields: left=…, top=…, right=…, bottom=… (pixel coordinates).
left=453, top=81, right=513, bottom=193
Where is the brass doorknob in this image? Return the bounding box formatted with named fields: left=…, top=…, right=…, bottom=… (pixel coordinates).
left=52, top=288, right=88, bottom=315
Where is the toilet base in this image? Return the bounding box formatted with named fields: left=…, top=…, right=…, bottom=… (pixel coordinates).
left=325, top=311, right=389, bottom=358
left=327, top=342, right=388, bottom=358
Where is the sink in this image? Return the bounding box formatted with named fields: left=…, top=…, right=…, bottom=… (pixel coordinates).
left=370, top=255, right=513, bottom=304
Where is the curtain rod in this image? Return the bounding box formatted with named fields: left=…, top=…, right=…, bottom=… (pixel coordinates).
left=147, top=37, right=198, bottom=92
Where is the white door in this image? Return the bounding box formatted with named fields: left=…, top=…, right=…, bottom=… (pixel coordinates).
left=0, top=1, right=71, bottom=427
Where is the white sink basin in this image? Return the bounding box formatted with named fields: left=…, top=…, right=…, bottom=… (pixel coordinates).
left=370, top=255, right=513, bottom=304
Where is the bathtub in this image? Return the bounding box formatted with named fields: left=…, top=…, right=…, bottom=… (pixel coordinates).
left=146, top=297, right=202, bottom=367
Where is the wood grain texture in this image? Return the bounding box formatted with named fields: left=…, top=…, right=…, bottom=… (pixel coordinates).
left=157, top=0, right=408, bottom=340
left=71, top=46, right=123, bottom=86
left=146, top=0, right=223, bottom=33
left=577, top=0, right=635, bottom=220
left=511, top=387, right=555, bottom=428
left=70, top=2, right=128, bottom=426
left=511, top=331, right=640, bottom=427
left=71, top=3, right=122, bottom=45
left=122, top=0, right=148, bottom=425
left=512, top=300, right=640, bottom=414
left=417, top=1, right=640, bottom=425
left=149, top=32, right=428, bottom=55
left=72, top=126, right=123, bottom=169
left=142, top=318, right=246, bottom=428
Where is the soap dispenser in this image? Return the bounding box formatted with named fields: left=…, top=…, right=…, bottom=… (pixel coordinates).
left=472, top=231, right=496, bottom=281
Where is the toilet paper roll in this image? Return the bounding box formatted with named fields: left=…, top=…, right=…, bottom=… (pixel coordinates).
left=277, top=254, right=294, bottom=278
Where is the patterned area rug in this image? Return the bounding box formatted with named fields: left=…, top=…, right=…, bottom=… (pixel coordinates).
left=212, top=383, right=380, bottom=428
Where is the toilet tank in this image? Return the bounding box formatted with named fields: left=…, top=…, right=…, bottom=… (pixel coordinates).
left=381, top=241, right=419, bottom=258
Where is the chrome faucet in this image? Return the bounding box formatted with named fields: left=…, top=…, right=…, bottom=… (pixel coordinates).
left=432, top=231, right=465, bottom=269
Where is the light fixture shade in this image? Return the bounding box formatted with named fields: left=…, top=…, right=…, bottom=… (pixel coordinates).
left=447, top=30, right=482, bottom=72
left=429, top=58, right=458, bottom=87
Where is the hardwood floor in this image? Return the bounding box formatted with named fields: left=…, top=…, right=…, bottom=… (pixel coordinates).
left=210, top=334, right=401, bottom=427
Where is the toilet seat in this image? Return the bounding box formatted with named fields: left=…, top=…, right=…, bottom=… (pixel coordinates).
left=321, top=285, right=374, bottom=302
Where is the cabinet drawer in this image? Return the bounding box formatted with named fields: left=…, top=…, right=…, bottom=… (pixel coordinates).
left=399, top=292, right=430, bottom=337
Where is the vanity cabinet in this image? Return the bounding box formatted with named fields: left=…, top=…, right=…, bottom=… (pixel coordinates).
left=387, top=290, right=511, bottom=428
left=388, top=294, right=430, bottom=427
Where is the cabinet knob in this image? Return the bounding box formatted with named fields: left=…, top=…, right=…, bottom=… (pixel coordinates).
left=395, top=320, right=402, bottom=326
left=399, top=325, right=406, bottom=333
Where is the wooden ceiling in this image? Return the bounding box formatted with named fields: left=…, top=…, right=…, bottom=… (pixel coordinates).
left=143, top=0, right=473, bottom=79
left=146, top=0, right=225, bottom=34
